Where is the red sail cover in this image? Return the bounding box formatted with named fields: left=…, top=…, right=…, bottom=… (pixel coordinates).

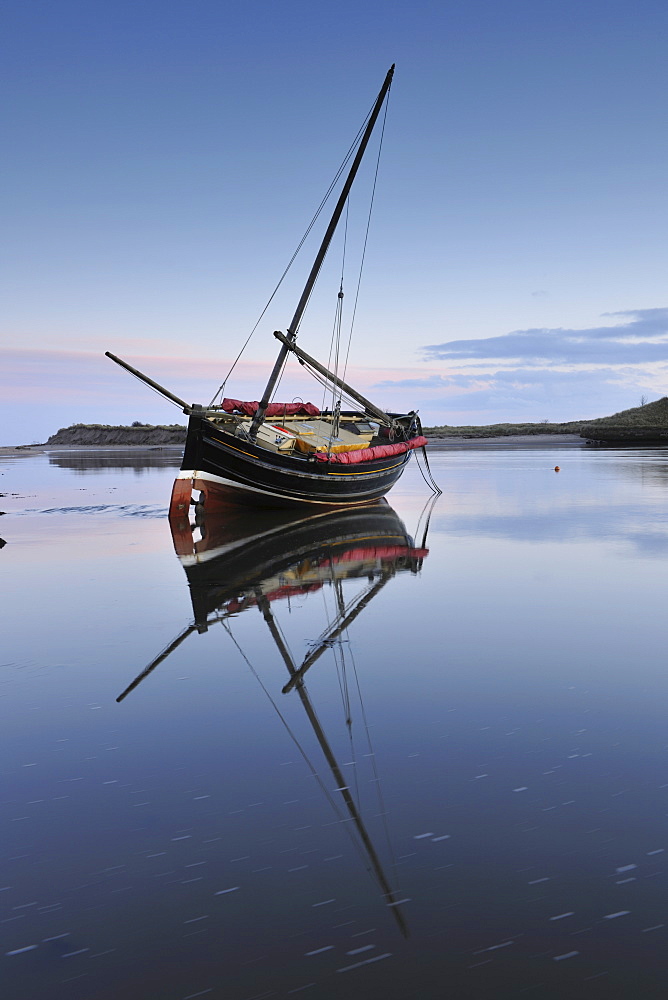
left=220, top=398, right=320, bottom=417
left=314, top=435, right=429, bottom=464
left=325, top=545, right=429, bottom=562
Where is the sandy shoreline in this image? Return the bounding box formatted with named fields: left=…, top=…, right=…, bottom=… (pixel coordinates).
left=0, top=435, right=585, bottom=458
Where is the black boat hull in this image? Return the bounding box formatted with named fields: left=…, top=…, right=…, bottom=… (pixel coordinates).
left=171, top=414, right=415, bottom=512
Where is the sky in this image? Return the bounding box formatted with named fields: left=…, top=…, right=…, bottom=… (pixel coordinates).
left=2, top=0, right=668, bottom=443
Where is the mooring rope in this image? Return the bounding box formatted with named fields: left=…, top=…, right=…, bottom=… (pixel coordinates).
left=415, top=445, right=442, bottom=495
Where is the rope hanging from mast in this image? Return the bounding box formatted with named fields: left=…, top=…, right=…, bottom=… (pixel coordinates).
left=209, top=98, right=378, bottom=406
left=321, top=199, right=349, bottom=418
left=341, top=88, right=391, bottom=389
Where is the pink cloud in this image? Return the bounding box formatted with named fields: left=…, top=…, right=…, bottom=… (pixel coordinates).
left=0, top=347, right=438, bottom=406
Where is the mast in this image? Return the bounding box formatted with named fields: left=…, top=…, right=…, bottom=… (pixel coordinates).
left=249, top=64, right=395, bottom=441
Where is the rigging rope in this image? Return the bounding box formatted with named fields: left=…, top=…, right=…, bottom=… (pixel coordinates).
left=331, top=577, right=353, bottom=729
left=209, top=105, right=375, bottom=406
left=294, top=88, right=390, bottom=419
left=348, top=631, right=398, bottom=873
left=321, top=200, right=349, bottom=419
left=330, top=204, right=348, bottom=418
left=124, top=369, right=184, bottom=408
left=295, top=355, right=367, bottom=412
left=221, top=614, right=384, bottom=885
left=340, top=89, right=391, bottom=389
left=220, top=620, right=348, bottom=822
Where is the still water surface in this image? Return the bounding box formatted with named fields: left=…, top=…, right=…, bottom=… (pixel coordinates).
left=1, top=445, right=667, bottom=999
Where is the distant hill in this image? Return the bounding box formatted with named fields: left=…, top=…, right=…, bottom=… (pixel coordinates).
left=46, top=422, right=187, bottom=446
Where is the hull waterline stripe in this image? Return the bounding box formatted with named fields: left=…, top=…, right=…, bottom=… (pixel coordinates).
left=179, top=470, right=382, bottom=506
left=180, top=529, right=407, bottom=568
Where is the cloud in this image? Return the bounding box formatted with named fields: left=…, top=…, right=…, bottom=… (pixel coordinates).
left=422, top=308, right=668, bottom=365
left=375, top=374, right=462, bottom=389
left=375, top=308, right=668, bottom=423
left=374, top=364, right=667, bottom=425
left=423, top=368, right=639, bottom=416
left=0, top=347, right=458, bottom=404
left=432, top=506, right=668, bottom=557
left=0, top=348, right=269, bottom=402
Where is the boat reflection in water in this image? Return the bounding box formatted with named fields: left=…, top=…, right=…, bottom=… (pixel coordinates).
left=118, top=501, right=430, bottom=937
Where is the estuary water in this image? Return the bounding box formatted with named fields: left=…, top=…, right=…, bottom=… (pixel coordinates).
left=1, top=444, right=668, bottom=999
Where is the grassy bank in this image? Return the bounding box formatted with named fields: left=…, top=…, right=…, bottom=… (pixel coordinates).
left=423, top=420, right=582, bottom=438
left=46, top=422, right=187, bottom=446
left=424, top=397, right=668, bottom=442
left=576, top=397, right=668, bottom=442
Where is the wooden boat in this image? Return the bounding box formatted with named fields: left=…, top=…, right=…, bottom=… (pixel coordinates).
left=106, top=66, right=430, bottom=511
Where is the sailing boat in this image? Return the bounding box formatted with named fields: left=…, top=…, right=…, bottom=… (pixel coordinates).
left=106, top=65, right=430, bottom=511
left=117, top=503, right=429, bottom=933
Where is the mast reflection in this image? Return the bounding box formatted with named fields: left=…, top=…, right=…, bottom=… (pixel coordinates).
left=118, top=501, right=430, bottom=937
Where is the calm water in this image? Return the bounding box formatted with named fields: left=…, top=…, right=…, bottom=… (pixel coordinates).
left=2, top=444, right=668, bottom=999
